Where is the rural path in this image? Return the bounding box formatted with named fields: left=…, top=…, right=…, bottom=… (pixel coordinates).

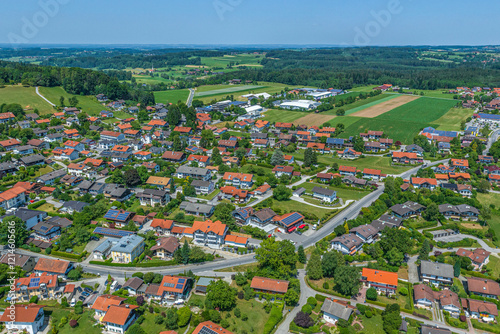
left=35, top=86, right=56, bottom=106
left=187, top=88, right=195, bottom=107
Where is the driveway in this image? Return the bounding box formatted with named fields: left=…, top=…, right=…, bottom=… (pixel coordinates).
left=434, top=233, right=499, bottom=253
left=407, top=255, right=419, bottom=284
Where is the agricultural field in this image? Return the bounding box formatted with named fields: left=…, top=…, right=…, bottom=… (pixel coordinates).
left=0, top=85, right=54, bottom=114
left=292, top=113, right=336, bottom=126
left=433, top=107, right=474, bottom=131
left=200, top=54, right=264, bottom=68
left=262, top=109, right=306, bottom=123
left=194, top=85, right=263, bottom=97
left=342, top=97, right=459, bottom=143
left=477, top=192, right=500, bottom=247
left=154, top=89, right=190, bottom=105
left=323, top=93, right=393, bottom=116
left=350, top=95, right=420, bottom=118
left=38, top=86, right=105, bottom=116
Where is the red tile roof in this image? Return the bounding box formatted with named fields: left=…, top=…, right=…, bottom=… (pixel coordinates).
left=362, top=268, right=398, bottom=286
left=250, top=276, right=289, bottom=294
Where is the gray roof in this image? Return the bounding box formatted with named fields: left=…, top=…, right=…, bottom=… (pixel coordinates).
left=20, top=154, right=45, bottom=165
left=191, top=180, right=212, bottom=187
left=61, top=201, right=89, bottom=212
left=321, top=299, right=353, bottom=321
left=37, top=169, right=66, bottom=182
left=405, top=144, right=424, bottom=152
left=420, top=260, right=454, bottom=279
left=93, top=239, right=115, bottom=254
left=420, top=325, right=451, bottom=334
left=176, top=165, right=210, bottom=176
left=180, top=201, right=214, bottom=215
left=110, top=234, right=144, bottom=254
left=0, top=162, right=17, bottom=172
left=197, top=277, right=215, bottom=287
left=123, top=277, right=144, bottom=291
left=312, top=186, right=336, bottom=197
left=13, top=208, right=46, bottom=222
left=47, top=216, right=73, bottom=228
left=77, top=180, right=94, bottom=191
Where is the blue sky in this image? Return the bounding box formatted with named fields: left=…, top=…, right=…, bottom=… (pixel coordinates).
left=1, top=0, right=499, bottom=46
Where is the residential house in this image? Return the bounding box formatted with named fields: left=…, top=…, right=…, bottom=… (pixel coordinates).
left=187, top=154, right=210, bottom=167
left=110, top=234, right=145, bottom=264
left=311, top=186, right=337, bottom=203
left=191, top=180, right=215, bottom=195
left=331, top=234, right=363, bottom=255
left=467, top=277, right=500, bottom=299
left=361, top=268, right=398, bottom=295
left=223, top=172, right=254, bottom=189
left=463, top=298, right=498, bottom=322
left=350, top=223, right=380, bottom=244
left=411, top=177, right=437, bottom=190
left=12, top=208, right=47, bottom=229
left=36, top=169, right=67, bottom=185
left=157, top=275, right=191, bottom=304
left=274, top=212, right=304, bottom=233
left=102, top=304, right=139, bottom=334
left=150, top=219, right=174, bottom=235
left=0, top=304, right=45, bottom=334
left=122, top=277, right=144, bottom=296
left=146, top=176, right=172, bottom=190
left=419, top=260, right=454, bottom=285
left=250, top=276, right=289, bottom=294
left=179, top=201, right=215, bottom=217
left=12, top=272, right=59, bottom=301
left=34, top=258, right=72, bottom=278
left=392, top=152, right=422, bottom=164
left=363, top=168, right=383, bottom=181
left=272, top=165, right=294, bottom=177
left=321, top=299, right=355, bottom=325
left=176, top=166, right=211, bottom=181
left=0, top=253, right=35, bottom=272
left=162, top=151, right=187, bottom=163
left=183, top=219, right=228, bottom=248
left=455, top=248, right=490, bottom=269
left=390, top=201, right=426, bottom=219
left=150, top=237, right=180, bottom=259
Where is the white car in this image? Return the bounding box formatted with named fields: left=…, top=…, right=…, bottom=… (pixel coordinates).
left=70, top=298, right=76, bottom=307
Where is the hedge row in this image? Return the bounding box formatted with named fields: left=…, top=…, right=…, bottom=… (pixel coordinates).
left=88, top=260, right=176, bottom=267
left=51, top=250, right=84, bottom=261
left=28, top=200, right=46, bottom=210
left=289, top=322, right=321, bottom=334
left=471, top=319, right=500, bottom=334
left=262, top=304, right=283, bottom=334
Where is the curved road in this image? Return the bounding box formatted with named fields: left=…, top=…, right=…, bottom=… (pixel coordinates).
left=16, top=159, right=447, bottom=279
left=187, top=88, right=195, bottom=107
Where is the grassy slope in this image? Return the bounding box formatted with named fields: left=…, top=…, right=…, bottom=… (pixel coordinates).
left=0, top=85, right=53, bottom=114
left=477, top=192, right=500, bottom=247
left=38, top=86, right=105, bottom=116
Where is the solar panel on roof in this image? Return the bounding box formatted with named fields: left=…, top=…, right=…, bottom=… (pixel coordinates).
left=175, top=284, right=183, bottom=289
left=178, top=278, right=186, bottom=283
left=281, top=212, right=302, bottom=226
left=29, top=277, right=40, bottom=288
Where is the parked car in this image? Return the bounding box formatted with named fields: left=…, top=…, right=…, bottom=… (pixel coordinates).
left=70, top=298, right=76, bottom=307
left=81, top=291, right=90, bottom=297
left=84, top=287, right=93, bottom=293
left=75, top=287, right=82, bottom=293
left=78, top=295, right=86, bottom=301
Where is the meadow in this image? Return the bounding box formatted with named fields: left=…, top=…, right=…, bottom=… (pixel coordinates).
left=200, top=54, right=264, bottom=68
left=323, top=93, right=394, bottom=115
left=194, top=85, right=263, bottom=97
left=0, top=85, right=54, bottom=114
left=38, top=86, right=106, bottom=116
left=433, top=107, right=474, bottom=131
left=262, top=109, right=306, bottom=123
left=154, top=89, right=190, bottom=105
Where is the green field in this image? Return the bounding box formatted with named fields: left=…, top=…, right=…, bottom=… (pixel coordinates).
left=262, top=109, right=306, bottom=123
left=154, top=89, right=190, bottom=104
left=477, top=192, right=500, bottom=247
left=269, top=199, right=333, bottom=219
left=433, top=107, right=474, bottom=131
left=38, top=86, right=106, bottom=116
left=197, top=82, right=297, bottom=104
left=200, top=54, right=264, bottom=67
left=195, top=85, right=263, bottom=97
left=323, top=93, right=399, bottom=116
left=342, top=97, right=459, bottom=143
left=0, top=85, right=54, bottom=114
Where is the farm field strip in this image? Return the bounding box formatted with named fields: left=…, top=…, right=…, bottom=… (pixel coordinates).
left=292, top=113, right=336, bottom=126
left=346, top=94, right=401, bottom=115
left=194, top=85, right=263, bottom=97
left=350, top=95, right=420, bottom=118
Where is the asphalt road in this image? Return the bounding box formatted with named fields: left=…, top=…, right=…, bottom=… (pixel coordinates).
left=484, top=129, right=500, bottom=155
left=187, top=88, right=195, bottom=107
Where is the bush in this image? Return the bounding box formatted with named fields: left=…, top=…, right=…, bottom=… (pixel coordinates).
left=301, top=304, right=312, bottom=314
left=315, top=294, right=326, bottom=302
left=241, top=313, right=248, bottom=321
left=29, top=296, right=38, bottom=303
left=307, top=296, right=317, bottom=307
left=338, top=319, right=349, bottom=328
left=220, top=319, right=229, bottom=328
left=233, top=308, right=241, bottom=318
left=294, top=311, right=314, bottom=328
left=69, top=319, right=77, bottom=328
left=263, top=304, right=283, bottom=334
left=399, top=287, right=409, bottom=296
left=209, top=310, right=221, bottom=323
left=366, top=287, right=378, bottom=301
left=28, top=200, right=46, bottom=209
left=365, top=310, right=373, bottom=318
left=322, top=282, right=330, bottom=289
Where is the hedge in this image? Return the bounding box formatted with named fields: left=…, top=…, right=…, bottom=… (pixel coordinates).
left=289, top=322, right=321, bottom=334
left=88, top=260, right=176, bottom=267
left=461, top=269, right=492, bottom=280
left=28, top=200, right=46, bottom=209
left=262, top=304, right=283, bottom=334
left=315, top=294, right=326, bottom=302
left=51, top=250, right=84, bottom=261
left=444, top=312, right=468, bottom=330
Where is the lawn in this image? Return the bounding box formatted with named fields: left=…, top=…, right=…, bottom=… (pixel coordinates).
left=433, top=107, right=474, bottom=131
left=154, top=89, right=190, bottom=105
left=377, top=284, right=413, bottom=310
left=453, top=278, right=467, bottom=296
left=48, top=309, right=101, bottom=334
left=342, top=97, right=459, bottom=144
left=215, top=262, right=260, bottom=272
left=0, top=85, right=54, bottom=114
left=487, top=255, right=500, bottom=280
left=289, top=152, right=413, bottom=175
left=36, top=203, right=57, bottom=213
left=300, top=182, right=371, bottom=201
left=350, top=85, right=379, bottom=92
left=140, top=309, right=188, bottom=334
left=188, top=293, right=272, bottom=334
left=33, top=165, right=54, bottom=179
left=198, top=189, right=220, bottom=200
left=38, top=86, right=105, bottom=116
left=269, top=199, right=332, bottom=220
left=477, top=192, right=500, bottom=246
left=359, top=312, right=385, bottom=334
left=262, top=109, right=306, bottom=123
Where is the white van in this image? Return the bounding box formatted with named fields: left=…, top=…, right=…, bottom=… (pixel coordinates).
left=70, top=298, right=76, bottom=307
left=110, top=281, right=118, bottom=291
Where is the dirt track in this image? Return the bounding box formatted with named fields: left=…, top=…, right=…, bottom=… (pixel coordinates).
left=350, top=95, right=420, bottom=118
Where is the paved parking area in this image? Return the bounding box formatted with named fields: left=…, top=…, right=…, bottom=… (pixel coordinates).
left=434, top=234, right=468, bottom=243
